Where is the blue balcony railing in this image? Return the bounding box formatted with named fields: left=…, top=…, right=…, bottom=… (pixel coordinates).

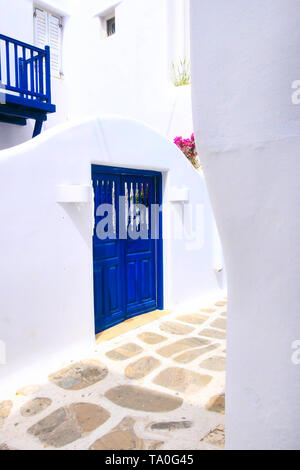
left=0, top=34, right=56, bottom=137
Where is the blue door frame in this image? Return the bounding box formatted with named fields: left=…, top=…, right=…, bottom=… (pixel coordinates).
left=92, top=165, right=163, bottom=334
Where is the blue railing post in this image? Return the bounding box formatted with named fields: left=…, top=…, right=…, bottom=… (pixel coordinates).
left=5, top=41, right=10, bottom=86
left=45, top=45, right=51, bottom=104
left=18, top=58, right=27, bottom=98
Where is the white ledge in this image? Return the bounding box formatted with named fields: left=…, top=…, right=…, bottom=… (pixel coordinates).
left=168, top=187, right=190, bottom=203
left=56, top=185, right=93, bottom=203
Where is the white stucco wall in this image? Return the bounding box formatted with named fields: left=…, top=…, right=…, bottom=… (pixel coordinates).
left=64, top=0, right=193, bottom=139
left=0, top=0, right=193, bottom=150
left=191, top=0, right=300, bottom=450
left=0, top=116, right=222, bottom=394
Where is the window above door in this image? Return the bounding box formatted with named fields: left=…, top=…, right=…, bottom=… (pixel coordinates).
left=106, top=16, right=116, bottom=37
left=99, top=7, right=117, bottom=40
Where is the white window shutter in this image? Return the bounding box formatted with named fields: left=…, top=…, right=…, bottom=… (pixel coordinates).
left=48, top=14, right=62, bottom=78
left=34, top=8, right=48, bottom=49
left=34, top=8, right=63, bottom=78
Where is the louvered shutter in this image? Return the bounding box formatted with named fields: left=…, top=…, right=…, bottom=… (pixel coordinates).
left=34, top=8, right=47, bottom=49
left=48, top=14, right=62, bottom=78
left=34, top=8, right=62, bottom=78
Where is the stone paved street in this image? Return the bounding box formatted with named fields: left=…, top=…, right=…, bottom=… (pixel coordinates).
left=0, top=297, right=226, bottom=450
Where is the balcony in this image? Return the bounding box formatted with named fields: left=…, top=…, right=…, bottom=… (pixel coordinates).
left=0, top=34, right=56, bottom=137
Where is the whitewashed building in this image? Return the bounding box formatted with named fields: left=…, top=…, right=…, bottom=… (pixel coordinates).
left=0, top=0, right=193, bottom=150
left=0, top=0, right=225, bottom=394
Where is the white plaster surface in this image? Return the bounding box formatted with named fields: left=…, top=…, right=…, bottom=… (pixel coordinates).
left=0, top=116, right=223, bottom=394
left=0, top=296, right=226, bottom=450
left=190, top=0, right=300, bottom=450
left=0, top=0, right=193, bottom=149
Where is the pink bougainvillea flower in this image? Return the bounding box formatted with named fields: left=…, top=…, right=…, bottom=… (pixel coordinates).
left=174, top=133, right=199, bottom=168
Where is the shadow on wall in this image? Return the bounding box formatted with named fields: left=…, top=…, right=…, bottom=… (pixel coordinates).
left=0, top=122, right=35, bottom=151
left=59, top=203, right=93, bottom=249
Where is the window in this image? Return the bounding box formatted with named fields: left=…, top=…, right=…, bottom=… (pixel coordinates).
left=99, top=7, right=117, bottom=40
left=107, top=17, right=116, bottom=37
left=34, top=7, right=63, bottom=78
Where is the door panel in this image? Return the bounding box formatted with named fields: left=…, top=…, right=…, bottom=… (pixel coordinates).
left=141, top=259, right=151, bottom=300
left=126, top=260, right=138, bottom=305
left=92, top=172, right=125, bottom=333
left=122, top=174, right=157, bottom=319
left=92, top=166, right=162, bottom=334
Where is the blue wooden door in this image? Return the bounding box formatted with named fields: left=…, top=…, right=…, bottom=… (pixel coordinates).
left=92, top=166, right=163, bottom=334
left=92, top=172, right=126, bottom=333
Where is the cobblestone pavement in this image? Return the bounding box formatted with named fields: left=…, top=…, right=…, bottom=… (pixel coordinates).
left=0, top=297, right=226, bottom=450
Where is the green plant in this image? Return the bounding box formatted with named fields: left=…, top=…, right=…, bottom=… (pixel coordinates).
left=171, top=58, right=191, bottom=87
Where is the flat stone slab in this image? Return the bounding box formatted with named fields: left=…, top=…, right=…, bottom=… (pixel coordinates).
left=150, top=421, right=193, bottom=431
left=199, top=329, right=226, bottom=340
left=89, top=417, right=163, bottom=451
left=159, top=321, right=194, bottom=336
left=0, top=401, right=12, bottom=426
left=211, top=318, right=227, bottom=330
left=28, top=402, right=110, bottom=448
left=205, top=394, right=225, bottom=415
left=91, top=429, right=144, bottom=450
left=125, top=357, right=161, bottom=380
left=215, top=301, right=227, bottom=307
left=106, top=343, right=143, bottom=361
left=70, top=402, right=110, bottom=433
left=49, top=360, right=108, bottom=390
left=17, top=385, right=41, bottom=397
left=176, top=314, right=208, bottom=325
left=200, top=424, right=225, bottom=448
left=90, top=420, right=143, bottom=450
left=200, top=308, right=217, bottom=314
left=138, top=332, right=167, bottom=345
left=105, top=385, right=183, bottom=412
left=157, top=337, right=210, bottom=358
left=174, top=345, right=218, bottom=364
left=21, top=398, right=52, bottom=417
left=200, top=356, right=226, bottom=372
left=0, top=444, right=9, bottom=450
left=153, top=368, right=212, bottom=394
left=0, top=443, right=17, bottom=450
left=28, top=407, right=79, bottom=447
